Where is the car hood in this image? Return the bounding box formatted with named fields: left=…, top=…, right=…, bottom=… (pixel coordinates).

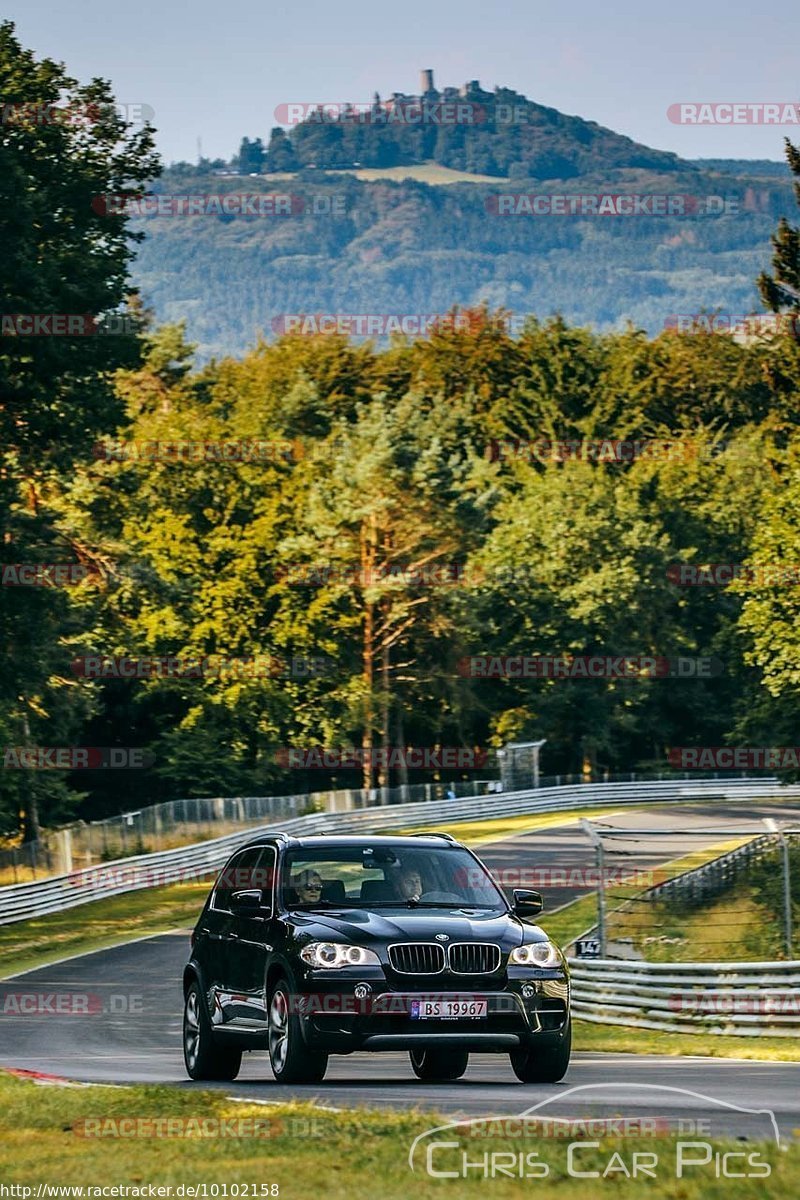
left=290, top=907, right=546, bottom=949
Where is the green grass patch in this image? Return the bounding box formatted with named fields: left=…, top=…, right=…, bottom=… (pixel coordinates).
left=609, top=890, right=773, bottom=962
left=402, top=806, right=631, bottom=846
left=532, top=838, right=750, bottom=951
left=541, top=893, right=599, bottom=947
left=0, top=882, right=209, bottom=978
left=574, top=1020, right=800, bottom=1061
left=348, top=161, right=508, bottom=184
left=0, top=1072, right=795, bottom=1195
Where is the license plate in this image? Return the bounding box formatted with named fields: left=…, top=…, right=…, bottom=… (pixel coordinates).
left=410, top=999, right=487, bottom=1020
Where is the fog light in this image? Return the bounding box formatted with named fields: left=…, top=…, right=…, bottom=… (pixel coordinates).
left=521, top=984, right=536, bottom=999
left=354, top=984, right=371, bottom=999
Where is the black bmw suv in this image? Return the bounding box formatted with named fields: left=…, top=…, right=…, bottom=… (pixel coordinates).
left=183, top=833, right=571, bottom=1085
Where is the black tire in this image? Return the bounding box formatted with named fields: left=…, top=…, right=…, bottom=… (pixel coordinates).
left=183, top=980, right=242, bottom=1081
left=268, top=980, right=328, bottom=1084
left=409, top=1046, right=469, bottom=1082
left=510, top=1020, right=571, bottom=1083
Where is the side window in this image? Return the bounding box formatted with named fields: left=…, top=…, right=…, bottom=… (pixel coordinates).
left=213, top=847, right=264, bottom=912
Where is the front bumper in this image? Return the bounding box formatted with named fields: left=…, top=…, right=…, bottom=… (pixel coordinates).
left=296, top=973, right=570, bottom=1053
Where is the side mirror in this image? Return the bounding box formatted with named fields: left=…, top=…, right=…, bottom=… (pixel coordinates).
left=230, top=889, right=267, bottom=914
left=512, top=888, right=543, bottom=918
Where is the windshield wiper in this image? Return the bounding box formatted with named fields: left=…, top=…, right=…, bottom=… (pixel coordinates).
left=406, top=902, right=498, bottom=909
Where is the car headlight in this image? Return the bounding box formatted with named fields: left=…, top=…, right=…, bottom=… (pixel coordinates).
left=299, top=941, right=381, bottom=969
left=509, top=941, right=561, bottom=968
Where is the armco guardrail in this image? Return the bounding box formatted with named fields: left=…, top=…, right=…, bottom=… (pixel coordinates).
left=569, top=958, right=800, bottom=1036
left=0, top=776, right=798, bottom=927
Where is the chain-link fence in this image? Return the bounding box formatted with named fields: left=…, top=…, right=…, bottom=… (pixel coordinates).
left=0, top=777, right=497, bottom=884
left=0, top=764, right=788, bottom=886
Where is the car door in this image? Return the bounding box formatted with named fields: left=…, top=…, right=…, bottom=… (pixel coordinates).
left=206, top=846, right=264, bottom=1026
left=225, top=844, right=276, bottom=1027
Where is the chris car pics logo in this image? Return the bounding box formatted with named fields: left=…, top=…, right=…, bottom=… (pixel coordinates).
left=408, top=1084, right=781, bottom=1179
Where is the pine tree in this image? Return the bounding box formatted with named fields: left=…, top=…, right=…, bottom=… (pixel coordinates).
left=758, top=138, right=800, bottom=316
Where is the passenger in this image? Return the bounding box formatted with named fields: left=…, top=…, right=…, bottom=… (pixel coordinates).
left=293, top=869, right=323, bottom=903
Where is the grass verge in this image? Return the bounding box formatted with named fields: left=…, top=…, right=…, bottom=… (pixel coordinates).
left=0, top=1073, right=794, bottom=1196
left=0, top=882, right=208, bottom=978
left=537, top=838, right=750, bottom=950
left=574, top=1019, right=800, bottom=1061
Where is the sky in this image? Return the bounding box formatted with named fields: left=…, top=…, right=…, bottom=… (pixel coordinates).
left=4, top=0, right=799, bottom=166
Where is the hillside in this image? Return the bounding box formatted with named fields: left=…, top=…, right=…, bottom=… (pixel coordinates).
left=127, top=74, right=795, bottom=360
left=129, top=161, right=793, bottom=361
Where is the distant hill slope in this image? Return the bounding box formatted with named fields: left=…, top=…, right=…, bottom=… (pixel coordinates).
left=133, top=77, right=793, bottom=359
left=689, top=159, right=791, bottom=178
left=130, top=161, right=793, bottom=362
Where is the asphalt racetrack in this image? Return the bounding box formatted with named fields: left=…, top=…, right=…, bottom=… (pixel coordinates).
left=2, top=798, right=799, bottom=1141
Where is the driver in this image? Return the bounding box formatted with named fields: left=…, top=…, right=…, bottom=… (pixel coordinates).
left=396, top=865, right=424, bottom=901
left=292, top=869, right=323, bottom=904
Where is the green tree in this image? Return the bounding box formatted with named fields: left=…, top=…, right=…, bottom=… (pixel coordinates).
left=758, top=137, right=800, bottom=320
left=236, top=136, right=264, bottom=173
left=0, top=21, right=159, bottom=837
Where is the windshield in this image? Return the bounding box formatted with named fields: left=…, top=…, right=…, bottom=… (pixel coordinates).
left=280, top=845, right=506, bottom=911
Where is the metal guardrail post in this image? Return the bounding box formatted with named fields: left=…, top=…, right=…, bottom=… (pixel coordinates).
left=764, top=818, right=794, bottom=958
left=580, top=818, right=606, bottom=957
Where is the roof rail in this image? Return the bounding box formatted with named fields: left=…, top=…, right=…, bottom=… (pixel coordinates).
left=422, top=831, right=456, bottom=842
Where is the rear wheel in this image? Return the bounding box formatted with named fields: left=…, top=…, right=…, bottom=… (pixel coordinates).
left=510, top=1020, right=571, bottom=1083
left=183, top=981, right=242, bottom=1081
left=409, top=1046, right=469, bottom=1081
left=268, top=981, right=328, bottom=1083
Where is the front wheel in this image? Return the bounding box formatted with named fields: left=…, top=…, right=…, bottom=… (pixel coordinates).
left=410, top=1046, right=469, bottom=1081
left=510, top=1019, right=571, bottom=1083
left=268, top=981, right=328, bottom=1084
left=183, top=981, right=242, bottom=1081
